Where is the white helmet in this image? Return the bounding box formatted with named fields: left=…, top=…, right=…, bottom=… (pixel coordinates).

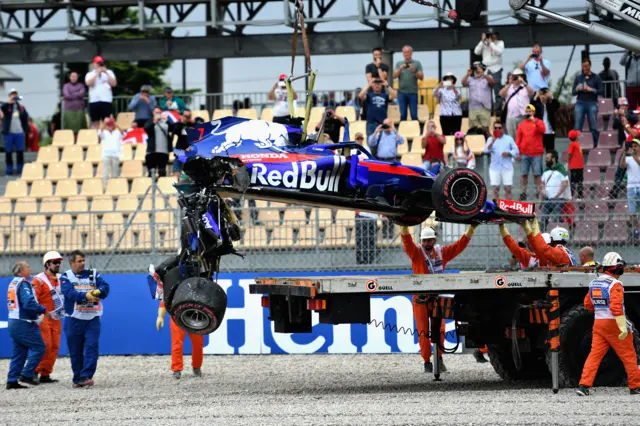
left=43, top=251, right=63, bottom=266
left=420, top=227, right=436, bottom=240
left=602, top=252, right=623, bottom=267
left=549, top=227, right=569, bottom=243
left=542, top=233, right=551, bottom=244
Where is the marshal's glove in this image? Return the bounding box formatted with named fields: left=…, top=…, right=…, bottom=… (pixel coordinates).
left=615, top=315, right=629, bottom=340
left=465, top=224, right=479, bottom=238
left=530, top=217, right=541, bottom=236
left=89, top=290, right=101, bottom=298
left=499, top=224, right=509, bottom=238
left=400, top=226, right=410, bottom=235
left=156, top=307, right=167, bottom=331
left=521, top=219, right=533, bottom=236
left=85, top=292, right=98, bottom=303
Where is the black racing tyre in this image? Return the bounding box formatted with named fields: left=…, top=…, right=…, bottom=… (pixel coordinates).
left=487, top=343, right=550, bottom=381
left=431, top=168, right=486, bottom=221
left=170, top=277, right=228, bottom=335
left=546, top=305, right=640, bottom=388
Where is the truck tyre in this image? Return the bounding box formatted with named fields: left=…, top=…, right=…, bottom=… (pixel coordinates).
left=487, top=343, right=550, bottom=381
left=431, top=168, right=486, bottom=221
left=548, top=305, right=640, bottom=388
left=170, top=277, right=227, bottom=335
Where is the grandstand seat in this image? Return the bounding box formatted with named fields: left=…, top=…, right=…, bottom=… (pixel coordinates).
left=573, top=221, right=599, bottom=244
left=65, top=196, right=89, bottom=214
left=401, top=153, right=423, bottom=167
left=335, top=106, right=357, bottom=123
left=397, top=141, right=409, bottom=156
left=460, top=118, right=470, bottom=134
left=156, top=177, right=177, bottom=195
left=583, top=168, right=601, bottom=185
left=4, top=180, right=28, bottom=200
left=130, top=212, right=150, bottom=225
left=602, top=221, right=628, bottom=243
left=398, top=121, right=421, bottom=139
left=598, top=98, right=615, bottom=116
left=387, top=105, right=401, bottom=124
left=54, top=179, right=78, bottom=198
left=102, top=212, right=124, bottom=227
left=50, top=214, right=73, bottom=233
left=297, top=225, right=319, bottom=248
left=411, top=137, right=426, bottom=154
left=75, top=213, right=93, bottom=228
left=283, top=208, right=307, bottom=227
left=0, top=198, right=11, bottom=214
left=14, top=198, right=37, bottom=216
left=586, top=149, right=611, bottom=167
left=579, top=133, right=594, bottom=150
left=257, top=209, right=280, bottom=229
left=133, top=144, right=147, bottom=161
left=46, top=163, right=69, bottom=181
left=417, top=104, right=430, bottom=123
left=141, top=196, right=166, bottom=211
left=52, top=129, right=74, bottom=147
left=294, top=107, right=306, bottom=118
left=91, top=196, right=114, bottom=213
left=270, top=227, right=295, bottom=248
left=116, top=195, right=140, bottom=212
left=613, top=201, right=629, bottom=214
left=466, top=135, right=486, bottom=156
left=443, top=136, right=455, bottom=156
left=85, top=145, right=103, bottom=165
left=597, top=132, right=619, bottom=150
left=604, top=165, right=618, bottom=183
left=313, top=208, right=333, bottom=225
left=61, top=145, right=85, bottom=163
left=153, top=211, right=174, bottom=231
left=21, top=163, right=44, bottom=182
left=70, top=162, right=94, bottom=181
left=212, top=110, right=231, bottom=120
left=120, top=144, right=133, bottom=162
left=309, top=107, right=326, bottom=124
left=24, top=214, right=47, bottom=229
left=260, top=107, right=274, bottom=122
left=80, top=178, right=104, bottom=198
left=582, top=115, right=607, bottom=132
left=76, top=129, right=98, bottom=147
left=120, top=160, right=143, bottom=178
left=40, top=197, right=63, bottom=214
left=57, top=229, right=83, bottom=252
left=116, top=112, right=135, bottom=129
left=243, top=226, right=268, bottom=248
left=335, top=209, right=355, bottom=223
left=322, top=224, right=352, bottom=248
left=29, top=180, right=53, bottom=199
left=36, top=146, right=59, bottom=165
left=237, top=108, right=258, bottom=120
left=105, top=178, right=129, bottom=197
left=585, top=202, right=609, bottom=221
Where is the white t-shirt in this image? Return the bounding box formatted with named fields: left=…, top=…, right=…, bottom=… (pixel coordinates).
left=85, top=69, right=116, bottom=103
left=541, top=168, right=569, bottom=199
left=99, top=129, right=123, bottom=158
left=272, top=86, right=296, bottom=117
left=626, top=156, right=640, bottom=189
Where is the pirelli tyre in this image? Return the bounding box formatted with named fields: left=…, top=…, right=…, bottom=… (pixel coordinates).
left=487, top=343, right=550, bottom=381
left=170, top=277, right=228, bottom=335
left=431, top=168, right=486, bottom=222
left=547, top=305, right=640, bottom=388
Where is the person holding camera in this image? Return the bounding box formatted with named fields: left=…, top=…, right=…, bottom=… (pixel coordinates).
left=315, top=109, right=344, bottom=143
left=85, top=56, right=117, bottom=129
left=462, top=61, right=495, bottom=138
left=392, top=45, right=424, bottom=122
left=1, top=88, right=30, bottom=176
left=573, top=58, right=603, bottom=147
left=368, top=118, right=405, bottom=162
left=420, top=119, right=446, bottom=171
left=359, top=78, right=396, bottom=141
left=621, top=51, right=640, bottom=110
left=433, top=73, right=462, bottom=136
left=620, top=140, right=640, bottom=230
left=144, top=107, right=172, bottom=178
left=519, top=44, right=551, bottom=92
left=499, top=69, right=534, bottom=137
left=474, top=28, right=505, bottom=113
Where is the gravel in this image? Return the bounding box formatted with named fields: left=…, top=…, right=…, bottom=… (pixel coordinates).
left=1, top=353, right=639, bottom=426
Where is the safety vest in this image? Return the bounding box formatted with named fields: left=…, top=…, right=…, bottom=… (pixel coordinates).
left=559, top=245, right=579, bottom=266
left=588, top=275, right=625, bottom=320
left=63, top=269, right=103, bottom=320
left=7, top=277, right=42, bottom=323
left=35, top=272, right=65, bottom=320
left=420, top=245, right=444, bottom=274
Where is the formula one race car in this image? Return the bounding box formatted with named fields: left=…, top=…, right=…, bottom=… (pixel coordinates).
left=147, top=116, right=535, bottom=335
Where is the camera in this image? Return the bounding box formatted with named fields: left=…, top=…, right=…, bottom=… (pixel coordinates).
left=531, top=53, right=539, bottom=59
left=97, top=62, right=104, bottom=67
left=373, top=79, right=383, bottom=84
left=381, top=124, right=390, bottom=130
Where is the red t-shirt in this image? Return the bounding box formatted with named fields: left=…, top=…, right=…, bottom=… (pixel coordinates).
left=423, top=135, right=445, bottom=162
left=567, top=141, right=584, bottom=170
left=626, top=122, right=640, bottom=142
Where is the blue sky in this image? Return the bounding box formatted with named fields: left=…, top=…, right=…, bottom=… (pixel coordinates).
left=0, top=0, right=631, bottom=119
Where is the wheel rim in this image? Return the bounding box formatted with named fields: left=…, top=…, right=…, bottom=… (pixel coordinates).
left=180, top=308, right=211, bottom=330
left=450, top=177, right=480, bottom=208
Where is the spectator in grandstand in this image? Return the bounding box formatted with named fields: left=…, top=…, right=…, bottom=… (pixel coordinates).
left=474, top=28, right=505, bottom=114
left=434, top=73, right=462, bottom=136
left=26, top=117, right=39, bottom=152
left=599, top=57, right=621, bottom=104
left=339, top=90, right=360, bottom=118
left=144, top=107, right=172, bottom=178
left=483, top=120, right=519, bottom=200
left=85, top=55, right=117, bottom=129
left=1, top=88, right=30, bottom=176
left=462, top=61, right=494, bottom=138
left=450, top=132, right=475, bottom=169
left=359, top=78, right=396, bottom=140
left=539, top=150, right=570, bottom=230
left=573, top=58, right=604, bottom=147
left=314, top=109, right=345, bottom=144
left=567, top=130, right=585, bottom=200
left=619, top=139, right=640, bottom=234
left=99, top=117, right=124, bottom=187
left=365, top=47, right=389, bottom=84
left=579, top=246, right=596, bottom=266
left=499, top=69, right=534, bottom=137
left=322, top=91, right=338, bottom=110
left=367, top=118, right=405, bottom=162
left=400, top=223, right=479, bottom=373
left=531, top=88, right=559, bottom=153
left=516, top=104, right=546, bottom=200
left=128, top=85, right=157, bottom=128
left=613, top=97, right=639, bottom=147
left=62, top=71, right=87, bottom=134
left=60, top=250, right=110, bottom=388
left=420, top=119, right=446, bottom=171
left=159, top=87, right=187, bottom=114
left=393, top=45, right=424, bottom=122
left=171, top=109, right=195, bottom=179
left=519, top=44, right=551, bottom=91
left=269, top=74, right=298, bottom=125
left=621, top=51, right=640, bottom=110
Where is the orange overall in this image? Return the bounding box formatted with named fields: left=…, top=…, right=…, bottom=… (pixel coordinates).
left=402, top=233, right=470, bottom=362
left=503, top=235, right=540, bottom=269
left=32, top=272, right=62, bottom=377
left=579, top=274, right=640, bottom=389
left=529, top=233, right=577, bottom=266
left=160, top=301, right=205, bottom=372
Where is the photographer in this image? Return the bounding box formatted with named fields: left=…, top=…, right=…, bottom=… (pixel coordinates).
left=499, top=69, right=534, bottom=137
left=392, top=45, right=423, bottom=121
left=315, top=109, right=344, bottom=144
left=420, top=119, right=446, bottom=171
left=519, top=44, right=551, bottom=92
left=474, top=29, right=505, bottom=113
left=85, top=55, right=117, bottom=129
left=367, top=118, right=405, bottom=162
left=359, top=78, right=396, bottom=141
left=620, top=139, right=640, bottom=233
left=462, top=61, right=494, bottom=138
left=1, top=89, right=30, bottom=176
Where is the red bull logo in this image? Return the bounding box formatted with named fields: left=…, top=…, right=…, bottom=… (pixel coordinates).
left=250, top=156, right=346, bottom=193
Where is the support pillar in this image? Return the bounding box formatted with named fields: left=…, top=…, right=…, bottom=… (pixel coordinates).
left=205, top=0, right=224, bottom=113
left=381, top=50, right=394, bottom=86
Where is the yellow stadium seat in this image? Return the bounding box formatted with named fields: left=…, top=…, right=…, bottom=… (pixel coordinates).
left=133, top=144, right=147, bottom=161
left=212, top=109, right=232, bottom=120
left=76, top=129, right=98, bottom=147
left=29, top=180, right=53, bottom=199
left=193, top=110, right=211, bottom=121
left=40, top=197, right=63, bottom=214
left=294, top=107, right=306, bottom=118
left=335, top=209, right=356, bottom=221
left=417, top=104, right=430, bottom=123
left=297, top=225, right=319, bottom=248
left=102, top=212, right=124, bottom=226
left=4, top=180, right=28, bottom=199
left=120, top=144, right=133, bottom=162
left=0, top=198, right=11, bottom=214
left=105, top=178, right=129, bottom=197
left=335, top=106, right=356, bottom=123
left=66, top=196, right=89, bottom=213
left=58, top=229, right=82, bottom=252
left=461, top=118, right=470, bottom=134
left=75, top=213, right=93, bottom=226
left=90, top=196, right=113, bottom=213
left=156, top=177, right=176, bottom=195
left=244, top=226, right=267, bottom=248
left=398, top=121, right=421, bottom=139
left=121, top=160, right=143, bottom=179
left=71, top=162, right=95, bottom=181
left=46, top=163, right=69, bottom=181
left=411, top=136, right=426, bottom=154
left=85, top=145, right=103, bottom=165
left=52, top=129, right=75, bottom=147
left=36, top=146, right=59, bottom=165
left=237, top=109, right=258, bottom=120
left=397, top=142, right=409, bottom=156
left=21, top=163, right=44, bottom=182
left=14, top=198, right=37, bottom=215
left=387, top=105, right=401, bottom=124
left=260, top=108, right=274, bottom=122
left=24, top=214, right=47, bottom=228
left=131, top=177, right=151, bottom=196
left=130, top=212, right=150, bottom=225
left=283, top=208, right=307, bottom=227
left=466, top=135, right=487, bottom=156
left=61, top=145, right=85, bottom=163
left=141, top=196, right=166, bottom=211
left=401, top=153, right=423, bottom=167
left=116, top=112, right=135, bottom=129
left=321, top=224, right=351, bottom=248
left=257, top=209, right=280, bottom=229
left=80, top=178, right=104, bottom=198
left=55, top=179, right=78, bottom=198
left=271, top=227, right=295, bottom=248
left=116, top=195, right=140, bottom=212
left=50, top=213, right=72, bottom=228
left=309, top=107, right=326, bottom=125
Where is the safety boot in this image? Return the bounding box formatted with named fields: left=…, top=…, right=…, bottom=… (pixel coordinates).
left=193, top=368, right=202, bottom=377
left=630, top=388, right=640, bottom=395
left=575, top=385, right=591, bottom=396
left=6, top=382, right=28, bottom=390
left=38, top=376, right=59, bottom=384
left=424, top=362, right=433, bottom=373
left=473, top=349, right=488, bottom=363
left=18, top=375, right=39, bottom=386
left=438, top=357, right=448, bottom=373
left=173, top=371, right=182, bottom=380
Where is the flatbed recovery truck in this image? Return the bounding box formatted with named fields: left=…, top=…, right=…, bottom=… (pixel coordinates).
left=249, top=268, right=640, bottom=393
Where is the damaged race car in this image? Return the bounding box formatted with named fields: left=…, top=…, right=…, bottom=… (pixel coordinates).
left=147, top=116, right=535, bottom=335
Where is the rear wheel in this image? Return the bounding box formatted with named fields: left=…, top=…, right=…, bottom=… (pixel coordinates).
left=170, top=277, right=228, bottom=335
left=488, top=343, right=550, bottom=381
left=431, top=168, right=486, bottom=221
